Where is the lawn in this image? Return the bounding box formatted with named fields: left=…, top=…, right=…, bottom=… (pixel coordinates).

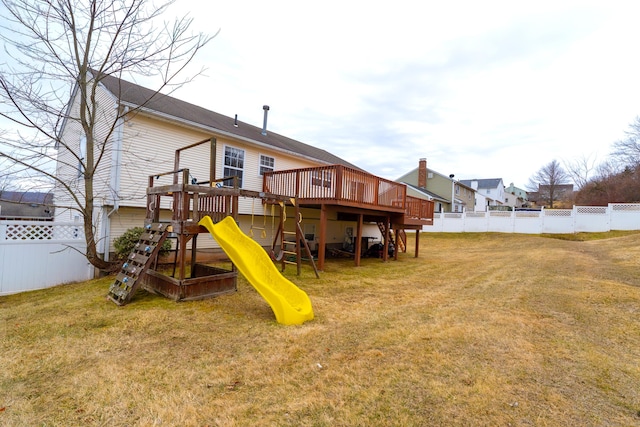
left=1, top=232, right=640, bottom=426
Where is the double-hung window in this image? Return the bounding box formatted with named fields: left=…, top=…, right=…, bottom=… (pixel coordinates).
left=259, top=155, right=275, bottom=176
left=224, top=146, right=245, bottom=187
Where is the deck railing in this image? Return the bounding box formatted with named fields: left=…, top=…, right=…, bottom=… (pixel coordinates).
left=405, top=196, right=435, bottom=223
left=264, top=165, right=403, bottom=207
left=264, top=165, right=434, bottom=222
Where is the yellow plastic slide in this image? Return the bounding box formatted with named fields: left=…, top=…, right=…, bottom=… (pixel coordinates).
left=198, top=215, right=314, bottom=325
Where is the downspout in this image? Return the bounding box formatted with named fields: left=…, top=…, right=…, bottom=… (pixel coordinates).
left=103, top=105, right=128, bottom=261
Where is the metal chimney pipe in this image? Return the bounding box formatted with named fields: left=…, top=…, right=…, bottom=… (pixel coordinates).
left=234, top=114, right=238, bottom=127
left=261, top=105, right=270, bottom=136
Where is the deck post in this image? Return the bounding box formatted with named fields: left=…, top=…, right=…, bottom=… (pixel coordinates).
left=354, top=213, right=363, bottom=267
left=335, top=166, right=343, bottom=201
left=318, top=204, right=327, bottom=271
left=415, top=229, right=420, bottom=258
left=209, top=137, right=216, bottom=183
left=394, top=227, right=400, bottom=260
left=382, top=216, right=390, bottom=262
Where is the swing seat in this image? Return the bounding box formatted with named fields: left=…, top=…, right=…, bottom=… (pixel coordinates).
left=269, top=249, right=284, bottom=262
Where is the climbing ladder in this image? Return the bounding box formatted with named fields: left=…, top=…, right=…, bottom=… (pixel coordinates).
left=108, top=223, right=170, bottom=305
left=272, top=200, right=319, bottom=278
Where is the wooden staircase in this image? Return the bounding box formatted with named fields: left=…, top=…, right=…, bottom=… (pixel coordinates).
left=108, top=223, right=169, bottom=305
left=377, top=222, right=406, bottom=254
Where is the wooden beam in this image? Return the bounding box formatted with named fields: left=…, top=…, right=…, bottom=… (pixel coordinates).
left=354, top=213, right=363, bottom=266
left=394, top=227, right=400, bottom=260
left=382, top=216, right=390, bottom=262
left=318, top=204, right=327, bottom=271
left=415, top=229, right=420, bottom=258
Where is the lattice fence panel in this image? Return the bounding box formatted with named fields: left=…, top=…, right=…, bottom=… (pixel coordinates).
left=1, top=222, right=83, bottom=241
left=544, top=209, right=572, bottom=217
left=515, top=211, right=541, bottom=218
left=576, top=206, right=608, bottom=215
left=4, top=224, right=53, bottom=240
left=489, top=211, right=511, bottom=217
left=611, top=203, right=640, bottom=211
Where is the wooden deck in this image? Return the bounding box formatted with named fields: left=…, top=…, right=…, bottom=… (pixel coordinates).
left=264, top=165, right=435, bottom=269
left=263, top=165, right=434, bottom=226
left=144, top=164, right=435, bottom=275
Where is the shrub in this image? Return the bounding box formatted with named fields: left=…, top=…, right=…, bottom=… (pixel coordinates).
left=113, top=226, right=172, bottom=260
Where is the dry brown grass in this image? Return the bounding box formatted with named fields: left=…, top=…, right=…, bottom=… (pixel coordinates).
left=1, top=232, right=640, bottom=426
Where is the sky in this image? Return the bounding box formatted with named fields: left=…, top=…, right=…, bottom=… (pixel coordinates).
left=155, top=0, right=640, bottom=189
left=4, top=1, right=640, bottom=191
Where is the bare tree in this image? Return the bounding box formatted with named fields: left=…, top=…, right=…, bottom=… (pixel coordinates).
left=563, top=153, right=598, bottom=190
left=527, top=159, right=572, bottom=208
left=611, top=116, right=640, bottom=168
left=0, top=0, right=213, bottom=269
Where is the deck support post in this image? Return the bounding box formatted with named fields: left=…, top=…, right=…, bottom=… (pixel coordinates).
left=318, top=204, right=327, bottom=271
left=382, top=216, right=390, bottom=262
left=415, top=229, right=420, bottom=258
left=354, top=213, right=363, bottom=267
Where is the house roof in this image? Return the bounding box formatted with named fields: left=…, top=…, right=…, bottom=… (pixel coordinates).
left=396, top=166, right=476, bottom=192
left=459, top=178, right=503, bottom=189
left=95, top=71, right=361, bottom=170
left=0, top=191, right=53, bottom=205
left=0, top=191, right=53, bottom=218
left=403, top=182, right=449, bottom=202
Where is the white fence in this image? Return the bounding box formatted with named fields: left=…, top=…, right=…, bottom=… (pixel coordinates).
left=0, top=220, right=93, bottom=296
left=424, top=203, right=640, bottom=234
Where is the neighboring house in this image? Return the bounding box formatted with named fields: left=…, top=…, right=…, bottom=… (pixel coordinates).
left=54, top=71, right=433, bottom=268
left=504, top=182, right=529, bottom=209
left=396, top=158, right=475, bottom=212
left=472, top=192, right=494, bottom=212
left=528, top=184, right=575, bottom=208
left=503, top=193, right=527, bottom=209
left=404, top=183, right=449, bottom=214
left=505, top=183, right=528, bottom=202
left=0, top=191, right=53, bottom=219
left=460, top=178, right=505, bottom=210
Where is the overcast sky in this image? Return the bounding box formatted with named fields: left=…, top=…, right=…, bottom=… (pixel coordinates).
left=58, top=2, right=639, bottom=189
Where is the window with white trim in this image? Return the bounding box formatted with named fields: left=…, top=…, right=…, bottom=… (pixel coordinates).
left=224, top=146, right=244, bottom=187
left=259, top=154, right=274, bottom=176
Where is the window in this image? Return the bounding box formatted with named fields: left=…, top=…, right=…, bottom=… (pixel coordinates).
left=78, top=135, right=86, bottom=178
left=311, top=169, right=332, bottom=188
left=224, top=146, right=245, bottom=187
left=259, top=155, right=274, bottom=176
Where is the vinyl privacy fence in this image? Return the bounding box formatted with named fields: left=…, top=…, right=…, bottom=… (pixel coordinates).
left=424, top=203, right=640, bottom=234
left=0, top=220, right=93, bottom=296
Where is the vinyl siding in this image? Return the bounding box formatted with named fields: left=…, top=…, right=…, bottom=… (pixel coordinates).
left=54, top=82, right=117, bottom=221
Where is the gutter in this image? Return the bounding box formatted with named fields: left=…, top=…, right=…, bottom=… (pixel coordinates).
left=102, top=105, right=127, bottom=262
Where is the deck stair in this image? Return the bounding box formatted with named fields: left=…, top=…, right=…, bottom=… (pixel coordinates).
left=377, top=222, right=406, bottom=253
left=108, top=223, right=169, bottom=305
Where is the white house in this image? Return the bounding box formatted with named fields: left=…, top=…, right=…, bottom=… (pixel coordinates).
left=460, top=178, right=505, bottom=210
left=54, top=71, right=433, bottom=269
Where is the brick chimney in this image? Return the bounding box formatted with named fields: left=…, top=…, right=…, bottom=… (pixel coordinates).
left=418, top=158, right=427, bottom=188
